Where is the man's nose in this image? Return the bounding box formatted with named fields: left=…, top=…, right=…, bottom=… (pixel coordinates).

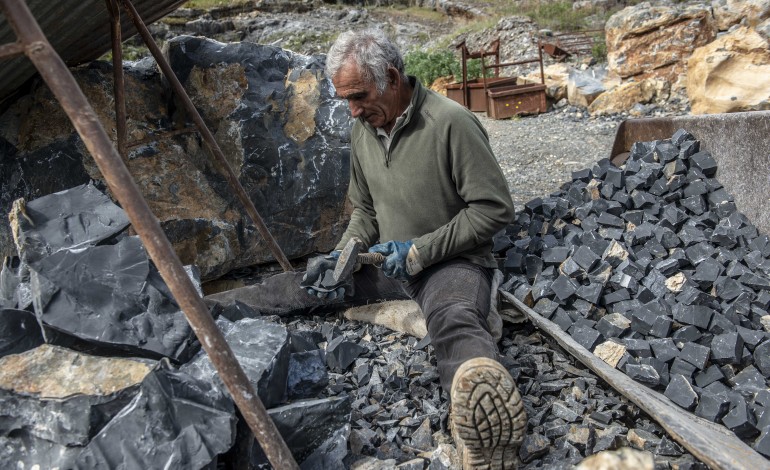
left=348, top=100, right=363, bottom=118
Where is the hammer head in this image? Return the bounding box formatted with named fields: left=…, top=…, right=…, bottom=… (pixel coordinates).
left=332, top=237, right=364, bottom=284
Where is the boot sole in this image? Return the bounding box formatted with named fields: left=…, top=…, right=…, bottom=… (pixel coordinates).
left=450, top=358, right=527, bottom=470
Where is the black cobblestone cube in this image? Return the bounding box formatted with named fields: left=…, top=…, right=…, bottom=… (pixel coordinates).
left=603, top=288, right=630, bottom=305
left=679, top=342, right=710, bottom=371
left=576, top=283, right=603, bottom=305
left=543, top=246, right=571, bottom=265
left=596, top=313, right=631, bottom=339
left=569, top=325, right=603, bottom=351
left=551, top=275, right=579, bottom=302
left=729, top=366, right=767, bottom=393
left=624, top=338, right=652, bottom=358
left=690, top=151, right=718, bottom=177
left=650, top=338, right=680, bottom=363
left=673, top=304, right=714, bottom=330
left=710, top=332, right=744, bottom=365
left=665, top=374, right=699, bottom=410
left=670, top=358, right=697, bottom=380
left=694, top=391, right=731, bottom=422
left=630, top=306, right=658, bottom=335
left=722, top=395, right=760, bottom=438
left=694, top=364, right=725, bottom=388
left=626, top=363, right=661, bottom=387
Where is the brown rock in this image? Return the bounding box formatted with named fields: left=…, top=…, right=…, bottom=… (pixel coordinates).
left=520, top=63, right=570, bottom=101
left=712, top=0, right=770, bottom=31
left=594, top=340, right=627, bottom=368
left=687, top=26, right=770, bottom=114
left=588, top=79, right=658, bottom=116
left=606, top=2, right=717, bottom=87
left=576, top=447, right=654, bottom=470
left=0, top=344, right=152, bottom=398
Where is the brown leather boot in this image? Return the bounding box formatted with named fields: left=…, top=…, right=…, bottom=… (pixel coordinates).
left=450, top=357, right=527, bottom=469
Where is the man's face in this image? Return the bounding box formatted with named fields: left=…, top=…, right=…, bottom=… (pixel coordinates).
left=332, top=61, right=399, bottom=130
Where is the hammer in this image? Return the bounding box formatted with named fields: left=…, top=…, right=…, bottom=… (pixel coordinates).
left=332, top=237, right=385, bottom=283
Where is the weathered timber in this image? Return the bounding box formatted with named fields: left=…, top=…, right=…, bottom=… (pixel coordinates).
left=501, top=290, right=769, bottom=470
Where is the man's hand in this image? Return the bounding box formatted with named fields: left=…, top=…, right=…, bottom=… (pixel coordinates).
left=300, top=251, right=350, bottom=299
left=368, top=240, right=423, bottom=281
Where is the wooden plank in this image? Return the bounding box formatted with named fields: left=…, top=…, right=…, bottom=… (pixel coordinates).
left=500, top=291, right=769, bottom=470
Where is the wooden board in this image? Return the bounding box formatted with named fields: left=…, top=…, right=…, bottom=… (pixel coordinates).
left=500, top=290, right=769, bottom=470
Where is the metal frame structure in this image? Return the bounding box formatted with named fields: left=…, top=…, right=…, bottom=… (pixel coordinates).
left=0, top=0, right=299, bottom=467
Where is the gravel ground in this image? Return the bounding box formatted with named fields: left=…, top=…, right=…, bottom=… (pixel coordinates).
left=479, top=108, right=623, bottom=211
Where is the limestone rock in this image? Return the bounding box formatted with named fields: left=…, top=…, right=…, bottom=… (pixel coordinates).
left=576, top=447, right=654, bottom=470
left=567, top=68, right=610, bottom=108
left=0, top=37, right=353, bottom=280
left=521, top=63, right=570, bottom=102
left=606, top=2, right=717, bottom=87
left=687, top=26, right=770, bottom=114
left=712, top=0, right=770, bottom=31
left=588, top=79, right=659, bottom=116
left=343, top=300, right=427, bottom=339
left=594, top=340, right=627, bottom=368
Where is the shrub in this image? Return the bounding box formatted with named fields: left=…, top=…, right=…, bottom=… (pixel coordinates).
left=405, top=50, right=491, bottom=87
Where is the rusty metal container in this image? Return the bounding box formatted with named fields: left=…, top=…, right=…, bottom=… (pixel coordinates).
left=485, top=83, right=547, bottom=119
left=446, top=77, right=518, bottom=112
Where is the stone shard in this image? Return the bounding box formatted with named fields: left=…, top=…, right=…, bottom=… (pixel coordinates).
left=181, top=316, right=290, bottom=408
left=0, top=309, right=43, bottom=358
left=288, top=350, right=328, bottom=400
left=74, top=366, right=236, bottom=469
left=250, top=396, right=352, bottom=467
left=9, top=183, right=129, bottom=264
left=664, top=374, right=699, bottom=410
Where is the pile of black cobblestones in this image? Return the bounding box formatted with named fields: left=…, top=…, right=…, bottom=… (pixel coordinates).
left=297, top=313, right=711, bottom=469
left=493, top=129, right=770, bottom=459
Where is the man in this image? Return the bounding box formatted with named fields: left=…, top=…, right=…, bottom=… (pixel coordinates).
left=308, top=29, right=528, bottom=469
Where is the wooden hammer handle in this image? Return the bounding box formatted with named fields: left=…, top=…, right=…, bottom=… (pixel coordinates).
left=357, top=252, right=385, bottom=265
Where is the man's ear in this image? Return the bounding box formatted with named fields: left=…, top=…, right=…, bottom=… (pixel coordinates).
left=387, top=66, right=400, bottom=86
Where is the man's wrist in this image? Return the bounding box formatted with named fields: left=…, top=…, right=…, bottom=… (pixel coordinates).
left=405, top=243, right=424, bottom=276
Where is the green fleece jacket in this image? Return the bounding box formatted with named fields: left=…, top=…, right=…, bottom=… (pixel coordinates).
left=335, top=78, right=515, bottom=270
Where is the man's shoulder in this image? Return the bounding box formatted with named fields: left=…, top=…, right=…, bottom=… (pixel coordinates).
left=419, top=89, right=479, bottom=125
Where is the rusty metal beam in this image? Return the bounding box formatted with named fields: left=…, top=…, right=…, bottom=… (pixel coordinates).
left=0, top=0, right=300, bottom=468
left=119, top=0, right=294, bottom=273
left=0, top=41, right=23, bottom=59
left=105, top=0, right=127, bottom=158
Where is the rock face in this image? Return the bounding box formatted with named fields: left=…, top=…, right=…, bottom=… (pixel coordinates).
left=605, top=2, right=717, bottom=88
left=588, top=79, right=659, bottom=116
left=0, top=36, right=352, bottom=280
left=687, top=26, right=770, bottom=114
left=712, top=0, right=770, bottom=31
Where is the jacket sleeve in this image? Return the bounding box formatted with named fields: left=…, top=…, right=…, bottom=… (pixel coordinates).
left=411, top=112, right=515, bottom=267
left=334, top=141, right=380, bottom=252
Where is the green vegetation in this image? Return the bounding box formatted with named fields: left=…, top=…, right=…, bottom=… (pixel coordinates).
left=404, top=50, right=491, bottom=87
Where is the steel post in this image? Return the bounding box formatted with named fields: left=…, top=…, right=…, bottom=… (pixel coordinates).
left=0, top=41, right=23, bottom=59
left=0, top=0, right=299, bottom=468
left=105, top=0, right=127, bottom=158
left=119, top=0, right=294, bottom=273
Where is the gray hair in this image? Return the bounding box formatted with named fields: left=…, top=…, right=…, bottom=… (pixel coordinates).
left=325, top=29, right=407, bottom=95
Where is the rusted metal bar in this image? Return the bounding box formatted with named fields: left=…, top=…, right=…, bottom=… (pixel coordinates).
left=0, top=1, right=300, bottom=468
left=105, top=0, right=127, bottom=158
left=0, top=41, right=24, bottom=59
left=118, top=0, right=294, bottom=273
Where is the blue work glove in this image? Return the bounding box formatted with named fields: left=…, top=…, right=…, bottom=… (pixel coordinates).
left=369, top=240, right=421, bottom=281
left=299, top=251, right=350, bottom=300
